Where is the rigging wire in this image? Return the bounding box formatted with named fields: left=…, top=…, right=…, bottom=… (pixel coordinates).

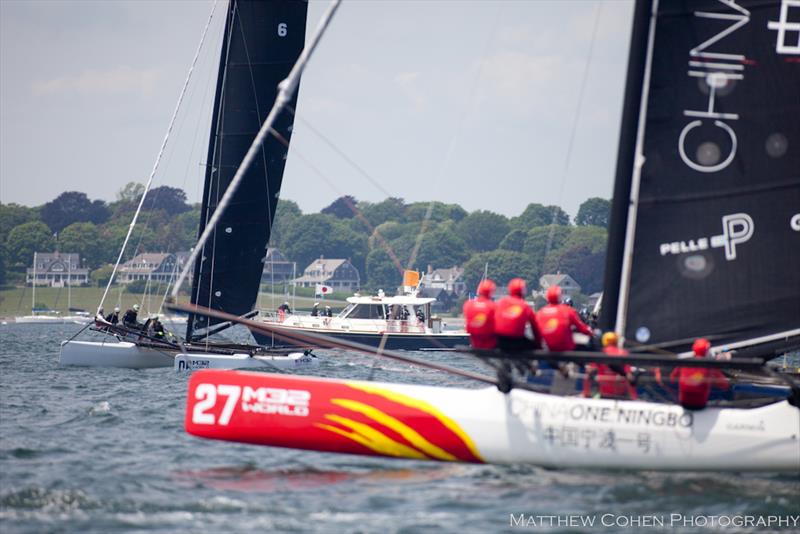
left=288, top=112, right=394, bottom=199
left=202, top=0, right=237, bottom=340
left=261, top=4, right=505, bottom=352
left=544, top=1, right=603, bottom=272
left=111, top=6, right=220, bottom=316
left=97, top=0, right=220, bottom=314
left=406, top=3, right=505, bottom=272
left=267, top=128, right=407, bottom=276
left=187, top=0, right=238, bottom=344
left=263, top=131, right=456, bottom=351
left=279, top=2, right=505, bottom=283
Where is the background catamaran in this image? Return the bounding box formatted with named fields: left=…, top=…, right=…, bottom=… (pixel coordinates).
left=179, top=0, right=800, bottom=471
left=59, top=0, right=317, bottom=370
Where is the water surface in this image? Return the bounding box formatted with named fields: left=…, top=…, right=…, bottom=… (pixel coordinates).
left=1, top=323, right=797, bottom=533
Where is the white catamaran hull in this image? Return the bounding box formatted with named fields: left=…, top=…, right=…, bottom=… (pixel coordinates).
left=60, top=340, right=175, bottom=369
left=174, top=352, right=318, bottom=372
left=59, top=340, right=321, bottom=371
left=185, top=371, right=800, bottom=472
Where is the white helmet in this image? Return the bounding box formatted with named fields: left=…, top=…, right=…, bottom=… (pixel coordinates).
left=133, top=304, right=140, bottom=311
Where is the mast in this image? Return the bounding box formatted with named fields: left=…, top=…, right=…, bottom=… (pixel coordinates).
left=97, top=2, right=219, bottom=316
left=67, top=255, right=71, bottom=311
left=31, top=252, right=37, bottom=315
left=613, top=0, right=660, bottom=340
left=598, top=0, right=654, bottom=334
left=187, top=1, right=234, bottom=340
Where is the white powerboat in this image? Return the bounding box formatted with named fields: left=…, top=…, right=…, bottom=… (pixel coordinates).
left=252, top=289, right=468, bottom=350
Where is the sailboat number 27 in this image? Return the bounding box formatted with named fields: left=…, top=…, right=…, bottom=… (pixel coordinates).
left=192, top=383, right=312, bottom=425
left=193, top=384, right=240, bottom=425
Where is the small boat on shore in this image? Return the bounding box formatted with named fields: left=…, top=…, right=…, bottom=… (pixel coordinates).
left=15, top=312, right=69, bottom=325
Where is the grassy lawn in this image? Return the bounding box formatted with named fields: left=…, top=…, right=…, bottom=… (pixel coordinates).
left=0, top=286, right=347, bottom=318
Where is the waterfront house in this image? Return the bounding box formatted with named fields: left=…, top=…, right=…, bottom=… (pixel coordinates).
left=26, top=252, right=89, bottom=287
left=118, top=253, right=182, bottom=284
left=418, top=286, right=458, bottom=312
left=420, top=265, right=467, bottom=296
left=261, top=248, right=296, bottom=283
left=293, top=257, right=360, bottom=291
left=538, top=272, right=582, bottom=298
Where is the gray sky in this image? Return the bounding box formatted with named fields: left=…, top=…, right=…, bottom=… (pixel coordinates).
left=0, top=0, right=634, bottom=218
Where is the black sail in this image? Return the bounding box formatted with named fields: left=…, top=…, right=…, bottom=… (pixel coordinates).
left=602, top=0, right=800, bottom=351
left=189, top=0, right=307, bottom=334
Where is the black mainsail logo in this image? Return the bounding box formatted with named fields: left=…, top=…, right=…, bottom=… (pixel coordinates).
left=679, top=0, right=751, bottom=173
left=659, top=213, right=753, bottom=260
left=768, top=0, right=800, bottom=55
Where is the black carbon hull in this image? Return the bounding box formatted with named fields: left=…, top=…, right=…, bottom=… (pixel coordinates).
left=250, top=326, right=468, bottom=351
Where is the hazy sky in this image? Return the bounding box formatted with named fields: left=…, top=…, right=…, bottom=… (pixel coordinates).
left=0, top=0, right=634, bottom=218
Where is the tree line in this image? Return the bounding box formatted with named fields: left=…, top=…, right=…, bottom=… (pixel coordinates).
left=269, top=195, right=609, bottom=295
left=0, top=184, right=197, bottom=286
left=1, top=185, right=610, bottom=296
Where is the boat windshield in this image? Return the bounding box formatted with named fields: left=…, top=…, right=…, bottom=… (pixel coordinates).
left=343, top=303, right=387, bottom=320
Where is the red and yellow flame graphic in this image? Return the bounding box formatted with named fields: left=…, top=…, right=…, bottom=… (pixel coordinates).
left=543, top=317, right=559, bottom=334
left=314, top=382, right=483, bottom=463
left=686, top=370, right=706, bottom=386
left=501, top=305, right=523, bottom=319
left=468, top=312, right=488, bottom=328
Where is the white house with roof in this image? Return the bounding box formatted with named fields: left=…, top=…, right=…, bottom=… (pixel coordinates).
left=118, top=253, right=183, bottom=284
left=262, top=248, right=296, bottom=283
left=538, top=272, right=582, bottom=298
left=26, top=252, right=89, bottom=287
left=293, top=256, right=360, bottom=291
left=420, top=265, right=467, bottom=296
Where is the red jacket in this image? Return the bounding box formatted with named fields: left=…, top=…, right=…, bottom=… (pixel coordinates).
left=670, top=366, right=729, bottom=409
left=583, top=346, right=637, bottom=399
left=462, top=296, right=497, bottom=349
left=536, top=303, right=593, bottom=351
left=494, top=296, right=541, bottom=347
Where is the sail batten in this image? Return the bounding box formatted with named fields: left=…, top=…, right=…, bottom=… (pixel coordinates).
left=189, top=0, right=308, bottom=336
left=602, top=0, right=800, bottom=353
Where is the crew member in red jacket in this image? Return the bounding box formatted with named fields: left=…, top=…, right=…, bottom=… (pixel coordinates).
left=670, top=338, right=729, bottom=410
left=536, top=286, right=593, bottom=351
left=583, top=332, right=637, bottom=399
left=494, top=278, right=541, bottom=351
left=462, top=279, right=498, bottom=349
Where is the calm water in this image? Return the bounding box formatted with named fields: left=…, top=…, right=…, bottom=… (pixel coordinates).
left=1, top=323, right=798, bottom=534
